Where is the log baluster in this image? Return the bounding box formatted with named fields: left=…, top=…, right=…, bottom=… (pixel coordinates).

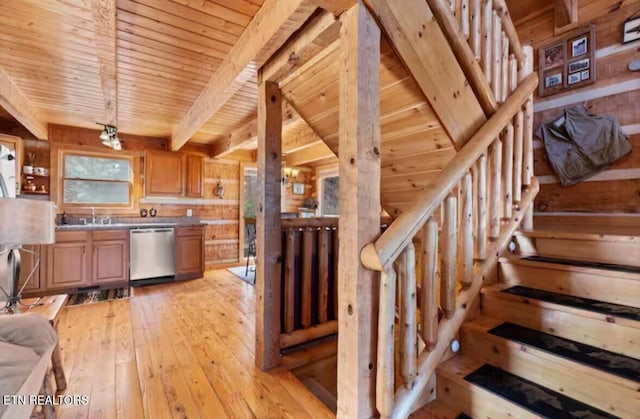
left=284, top=228, right=296, bottom=333
left=318, top=228, right=330, bottom=323
left=421, top=218, right=439, bottom=350
left=481, top=0, right=493, bottom=80
left=398, top=244, right=417, bottom=389
left=489, top=139, right=503, bottom=240
left=491, top=12, right=502, bottom=101
left=470, top=0, right=481, bottom=60
left=475, top=154, right=488, bottom=260
left=459, top=173, right=474, bottom=288
left=441, top=194, right=458, bottom=319
left=376, top=268, right=397, bottom=418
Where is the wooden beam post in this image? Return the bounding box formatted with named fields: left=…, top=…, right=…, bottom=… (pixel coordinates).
left=0, top=67, right=48, bottom=140
left=255, top=79, right=283, bottom=371
left=337, top=2, right=381, bottom=417
left=90, top=0, right=117, bottom=126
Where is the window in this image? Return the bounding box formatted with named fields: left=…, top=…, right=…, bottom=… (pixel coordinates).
left=318, top=167, right=339, bottom=216
left=61, top=151, right=133, bottom=207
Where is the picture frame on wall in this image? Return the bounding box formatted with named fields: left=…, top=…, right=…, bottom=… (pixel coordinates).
left=538, top=24, right=596, bottom=97
left=292, top=182, right=305, bottom=195
left=622, top=16, right=640, bottom=44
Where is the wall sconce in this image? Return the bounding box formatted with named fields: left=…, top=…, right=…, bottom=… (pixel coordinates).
left=214, top=180, right=225, bottom=198
left=281, top=167, right=299, bottom=187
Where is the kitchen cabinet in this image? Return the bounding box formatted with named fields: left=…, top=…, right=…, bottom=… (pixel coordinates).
left=145, top=150, right=184, bottom=196
left=45, top=231, right=91, bottom=290
left=92, top=230, right=129, bottom=285
left=185, top=154, right=204, bottom=198
left=18, top=245, right=43, bottom=293
left=176, top=226, right=204, bottom=280
left=144, top=151, right=204, bottom=198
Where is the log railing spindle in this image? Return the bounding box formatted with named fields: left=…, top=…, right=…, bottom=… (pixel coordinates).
left=421, top=218, right=439, bottom=350
left=475, top=154, right=488, bottom=259
left=441, top=194, right=458, bottom=318
left=460, top=172, right=474, bottom=288
left=376, top=269, right=397, bottom=418
left=399, top=244, right=417, bottom=389
left=489, top=139, right=503, bottom=240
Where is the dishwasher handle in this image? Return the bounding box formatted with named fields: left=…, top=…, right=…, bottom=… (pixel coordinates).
left=131, top=228, right=175, bottom=234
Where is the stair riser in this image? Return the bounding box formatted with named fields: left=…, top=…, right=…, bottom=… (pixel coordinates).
left=535, top=237, right=640, bottom=267
left=436, top=374, right=540, bottom=418
left=481, top=294, right=640, bottom=358
left=500, top=262, right=640, bottom=308
left=460, top=326, right=640, bottom=417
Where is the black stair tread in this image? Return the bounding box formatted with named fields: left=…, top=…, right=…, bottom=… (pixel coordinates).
left=501, top=285, right=640, bottom=321
left=489, top=322, right=640, bottom=382
left=464, top=364, right=619, bottom=419
left=522, top=255, right=640, bottom=274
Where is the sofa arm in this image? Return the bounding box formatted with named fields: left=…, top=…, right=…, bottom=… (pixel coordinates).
left=0, top=313, right=57, bottom=356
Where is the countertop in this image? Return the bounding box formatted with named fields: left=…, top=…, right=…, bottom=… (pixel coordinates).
left=55, top=218, right=206, bottom=231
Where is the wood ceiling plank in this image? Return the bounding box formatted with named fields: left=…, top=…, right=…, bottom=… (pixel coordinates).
left=285, top=141, right=335, bottom=166
left=169, top=0, right=255, bottom=26
left=0, top=67, right=48, bottom=139
left=368, top=0, right=486, bottom=148
left=170, top=0, right=318, bottom=150
left=90, top=0, right=117, bottom=125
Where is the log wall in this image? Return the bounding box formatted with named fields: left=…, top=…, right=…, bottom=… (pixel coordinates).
left=512, top=0, right=640, bottom=228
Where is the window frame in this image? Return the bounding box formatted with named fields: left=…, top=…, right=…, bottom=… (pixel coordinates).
left=57, top=149, right=136, bottom=210
left=317, top=166, right=339, bottom=217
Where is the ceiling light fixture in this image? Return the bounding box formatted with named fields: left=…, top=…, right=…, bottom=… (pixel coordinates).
left=96, top=123, right=122, bottom=151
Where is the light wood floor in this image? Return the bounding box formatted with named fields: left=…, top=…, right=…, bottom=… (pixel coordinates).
left=55, top=270, right=334, bottom=419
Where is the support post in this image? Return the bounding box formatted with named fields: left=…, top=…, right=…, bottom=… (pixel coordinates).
left=337, top=2, right=381, bottom=417
left=255, top=79, right=283, bottom=371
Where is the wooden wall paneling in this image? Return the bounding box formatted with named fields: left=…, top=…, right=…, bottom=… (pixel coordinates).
left=255, top=80, right=283, bottom=371
left=336, top=3, right=381, bottom=417
left=0, top=67, right=48, bottom=139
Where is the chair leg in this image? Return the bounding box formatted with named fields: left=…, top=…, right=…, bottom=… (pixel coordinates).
left=42, top=373, right=56, bottom=419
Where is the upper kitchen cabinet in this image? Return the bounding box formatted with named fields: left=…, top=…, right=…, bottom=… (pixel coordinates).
left=144, top=151, right=203, bottom=198
left=144, top=150, right=184, bottom=196
left=185, top=154, right=204, bottom=198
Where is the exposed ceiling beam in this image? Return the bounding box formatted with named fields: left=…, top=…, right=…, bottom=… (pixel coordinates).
left=170, top=0, right=318, bottom=151
left=553, top=0, right=578, bottom=32
left=285, top=141, right=335, bottom=166
left=90, top=0, right=117, bottom=126
left=0, top=67, right=48, bottom=140
left=210, top=102, right=298, bottom=158
left=368, top=0, right=486, bottom=149
left=262, top=10, right=341, bottom=83
left=315, top=0, right=356, bottom=15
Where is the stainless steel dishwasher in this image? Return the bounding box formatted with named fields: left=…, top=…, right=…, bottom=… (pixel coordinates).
left=130, top=227, right=176, bottom=281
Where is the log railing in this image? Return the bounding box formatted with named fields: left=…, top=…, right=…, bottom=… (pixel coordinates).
left=361, top=67, right=538, bottom=417
left=278, top=218, right=340, bottom=350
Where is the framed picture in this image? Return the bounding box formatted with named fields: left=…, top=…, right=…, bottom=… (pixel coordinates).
left=568, top=57, right=590, bottom=73
left=571, top=36, right=588, bottom=57
left=543, top=43, right=565, bottom=68
left=292, top=182, right=305, bottom=195
left=568, top=73, right=581, bottom=85
left=538, top=24, right=596, bottom=97
left=622, top=16, right=640, bottom=44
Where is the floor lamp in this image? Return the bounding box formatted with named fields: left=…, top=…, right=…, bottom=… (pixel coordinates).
left=0, top=198, right=55, bottom=313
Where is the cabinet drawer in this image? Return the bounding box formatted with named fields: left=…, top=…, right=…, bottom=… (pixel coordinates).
left=92, top=229, right=128, bottom=241
left=177, top=226, right=204, bottom=237
left=55, top=230, right=90, bottom=243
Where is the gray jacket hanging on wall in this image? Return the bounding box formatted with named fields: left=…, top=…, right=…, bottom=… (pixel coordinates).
left=536, top=106, right=631, bottom=187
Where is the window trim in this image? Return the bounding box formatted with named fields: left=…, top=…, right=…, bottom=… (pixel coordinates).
left=317, top=166, right=339, bottom=217
left=57, top=149, right=136, bottom=210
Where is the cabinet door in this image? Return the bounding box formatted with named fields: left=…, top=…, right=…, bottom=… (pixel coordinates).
left=145, top=151, right=184, bottom=196
left=176, top=235, right=204, bottom=278
left=46, top=242, right=90, bottom=289
left=18, top=245, right=41, bottom=292
left=185, top=155, right=204, bottom=198
left=92, top=240, right=129, bottom=285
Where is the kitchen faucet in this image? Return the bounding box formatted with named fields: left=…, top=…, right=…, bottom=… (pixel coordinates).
left=90, top=207, right=96, bottom=225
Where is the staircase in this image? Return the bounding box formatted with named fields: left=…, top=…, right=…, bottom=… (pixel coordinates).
left=415, top=229, right=640, bottom=418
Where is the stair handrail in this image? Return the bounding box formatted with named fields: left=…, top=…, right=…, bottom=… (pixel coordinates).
left=361, top=73, right=538, bottom=274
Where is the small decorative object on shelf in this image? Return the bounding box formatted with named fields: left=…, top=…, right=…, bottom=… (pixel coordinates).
left=149, top=207, right=157, bottom=217
left=214, top=180, right=225, bottom=198
left=140, top=208, right=148, bottom=217
left=302, top=196, right=318, bottom=210
left=22, top=176, right=36, bottom=192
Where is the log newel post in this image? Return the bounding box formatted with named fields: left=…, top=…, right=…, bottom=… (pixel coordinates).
left=337, top=1, right=381, bottom=417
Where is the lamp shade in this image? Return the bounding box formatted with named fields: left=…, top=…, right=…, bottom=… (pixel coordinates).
left=0, top=198, right=55, bottom=246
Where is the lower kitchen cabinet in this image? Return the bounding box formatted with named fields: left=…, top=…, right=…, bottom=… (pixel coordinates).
left=176, top=226, right=204, bottom=280
left=92, top=230, right=129, bottom=285
left=18, top=245, right=43, bottom=293
left=45, top=240, right=91, bottom=290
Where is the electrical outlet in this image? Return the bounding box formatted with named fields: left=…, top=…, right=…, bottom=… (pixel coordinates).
left=187, top=208, right=193, bottom=217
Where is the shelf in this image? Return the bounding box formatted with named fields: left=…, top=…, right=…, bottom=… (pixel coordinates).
left=22, top=174, right=50, bottom=178
left=21, top=191, right=49, bottom=195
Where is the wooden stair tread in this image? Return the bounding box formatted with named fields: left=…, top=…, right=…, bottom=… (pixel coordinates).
left=410, top=400, right=471, bottom=419
left=516, top=229, right=640, bottom=243
left=463, top=363, right=618, bottom=418
left=481, top=284, right=640, bottom=327
left=518, top=255, right=640, bottom=275
left=499, top=256, right=640, bottom=279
